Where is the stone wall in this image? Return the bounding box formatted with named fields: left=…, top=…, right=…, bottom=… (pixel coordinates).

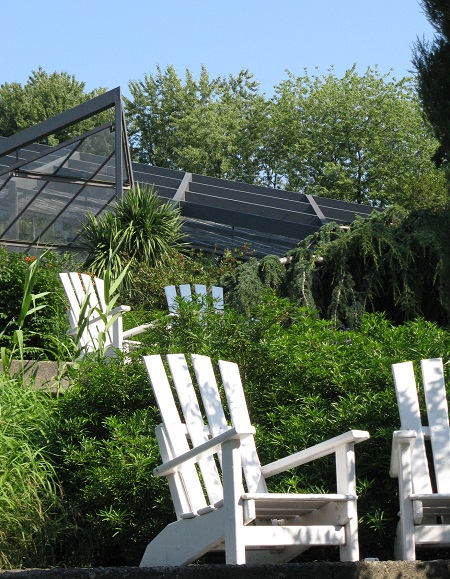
left=1, top=562, right=450, bottom=579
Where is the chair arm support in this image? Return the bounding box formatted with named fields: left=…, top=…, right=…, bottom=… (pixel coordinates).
left=154, top=426, right=255, bottom=477
left=389, top=430, right=417, bottom=478
left=261, top=429, right=370, bottom=479
left=123, top=322, right=155, bottom=339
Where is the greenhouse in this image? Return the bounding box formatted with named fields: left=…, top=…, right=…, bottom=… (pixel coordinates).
left=0, top=87, right=377, bottom=258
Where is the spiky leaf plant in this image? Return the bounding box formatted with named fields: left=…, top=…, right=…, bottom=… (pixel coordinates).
left=79, top=184, right=188, bottom=288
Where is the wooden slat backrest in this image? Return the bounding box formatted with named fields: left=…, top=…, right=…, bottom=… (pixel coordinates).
left=191, top=355, right=266, bottom=493
left=60, top=272, right=114, bottom=353
left=164, top=285, right=178, bottom=314
left=167, top=354, right=224, bottom=505
left=60, top=273, right=93, bottom=352
left=194, top=284, right=207, bottom=311
left=392, top=360, right=432, bottom=494
left=218, top=359, right=268, bottom=493
left=143, top=354, right=209, bottom=517
left=179, top=284, right=192, bottom=302
left=211, top=286, right=224, bottom=311
left=80, top=273, right=111, bottom=350
left=90, top=276, right=115, bottom=349
left=164, top=284, right=224, bottom=314
left=94, top=277, right=107, bottom=311
left=421, top=358, right=450, bottom=493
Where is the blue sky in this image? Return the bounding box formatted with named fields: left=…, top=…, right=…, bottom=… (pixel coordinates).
left=2, top=0, right=436, bottom=99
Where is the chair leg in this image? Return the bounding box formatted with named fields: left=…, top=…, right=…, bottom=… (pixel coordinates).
left=222, top=439, right=246, bottom=564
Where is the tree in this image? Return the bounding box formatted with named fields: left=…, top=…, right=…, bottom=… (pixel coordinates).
left=413, top=1, right=450, bottom=170
left=221, top=206, right=450, bottom=329
left=0, top=68, right=108, bottom=145
left=264, top=66, right=446, bottom=208
left=126, top=65, right=447, bottom=210
left=126, top=65, right=267, bottom=182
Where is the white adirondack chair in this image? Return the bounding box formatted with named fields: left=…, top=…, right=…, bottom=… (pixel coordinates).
left=60, top=272, right=152, bottom=358
left=390, top=358, right=450, bottom=560
left=140, top=353, right=370, bottom=566
left=164, top=284, right=224, bottom=315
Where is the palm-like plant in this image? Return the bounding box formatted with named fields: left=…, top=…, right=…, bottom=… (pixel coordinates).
left=79, top=184, right=188, bottom=287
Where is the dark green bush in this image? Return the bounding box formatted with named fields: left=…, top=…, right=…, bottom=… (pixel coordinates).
left=53, top=355, right=172, bottom=566
left=51, top=294, right=450, bottom=564
left=222, top=207, right=450, bottom=329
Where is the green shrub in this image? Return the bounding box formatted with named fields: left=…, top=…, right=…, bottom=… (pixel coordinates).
left=52, top=294, right=450, bottom=564
left=222, top=207, right=450, bottom=329
left=0, top=247, right=78, bottom=360
left=53, top=355, right=172, bottom=565
left=79, top=184, right=188, bottom=290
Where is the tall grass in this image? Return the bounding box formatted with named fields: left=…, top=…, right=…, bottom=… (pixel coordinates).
left=0, top=374, right=74, bottom=568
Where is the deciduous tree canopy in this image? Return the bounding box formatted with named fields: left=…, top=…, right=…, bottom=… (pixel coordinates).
left=0, top=68, right=107, bottom=145
left=126, top=65, right=447, bottom=210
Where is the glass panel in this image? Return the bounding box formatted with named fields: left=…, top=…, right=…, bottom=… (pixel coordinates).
left=18, top=125, right=117, bottom=184
left=0, top=174, right=116, bottom=244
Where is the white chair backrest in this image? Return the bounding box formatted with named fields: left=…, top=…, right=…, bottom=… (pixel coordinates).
left=164, top=284, right=224, bottom=314
left=421, top=358, right=450, bottom=493
left=59, top=272, right=111, bottom=353
left=392, top=358, right=450, bottom=494
left=143, top=354, right=267, bottom=519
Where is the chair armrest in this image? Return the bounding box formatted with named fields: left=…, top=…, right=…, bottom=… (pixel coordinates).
left=66, top=305, right=131, bottom=335
left=123, top=322, right=155, bottom=339
left=154, top=426, right=255, bottom=477
left=389, top=429, right=417, bottom=478
left=261, top=429, right=370, bottom=478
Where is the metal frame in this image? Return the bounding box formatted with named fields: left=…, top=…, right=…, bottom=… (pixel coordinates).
left=0, top=87, right=133, bottom=252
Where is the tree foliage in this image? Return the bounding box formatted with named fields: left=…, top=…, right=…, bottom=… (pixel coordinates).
left=126, top=65, right=447, bottom=209
left=0, top=68, right=108, bottom=145
left=267, top=66, right=445, bottom=208
left=221, top=207, right=450, bottom=329
left=126, top=65, right=267, bottom=182
left=413, top=1, right=450, bottom=172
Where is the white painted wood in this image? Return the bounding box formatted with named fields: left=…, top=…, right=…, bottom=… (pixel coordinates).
left=155, top=424, right=190, bottom=519
left=243, top=524, right=346, bottom=547
left=191, top=354, right=229, bottom=436
left=392, top=361, right=432, bottom=494
left=153, top=425, right=254, bottom=478
left=222, top=439, right=245, bottom=564
left=179, top=284, right=192, bottom=301
left=421, top=358, right=450, bottom=493
left=140, top=509, right=225, bottom=567
left=211, top=286, right=224, bottom=311
left=141, top=353, right=369, bottom=566
left=164, top=285, right=178, bottom=314
left=143, top=355, right=208, bottom=514
left=167, top=354, right=223, bottom=505
left=164, top=284, right=224, bottom=315
left=415, top=524, right=450, bottom=545
left=60, top=272, right=152, bottom=358
left=262, top=430, right=370, bottom=477
left=219, top=359, right=267, bottom=494
left=391, top=358, right=450, bottom=560
left=335, top=441, right=359, bottom=561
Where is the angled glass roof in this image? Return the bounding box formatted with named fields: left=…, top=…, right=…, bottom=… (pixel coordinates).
left=0, top=87, right=133, bottom=253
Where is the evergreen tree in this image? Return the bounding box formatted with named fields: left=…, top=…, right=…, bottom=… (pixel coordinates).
left=413, top=1, right=450, bottom=167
